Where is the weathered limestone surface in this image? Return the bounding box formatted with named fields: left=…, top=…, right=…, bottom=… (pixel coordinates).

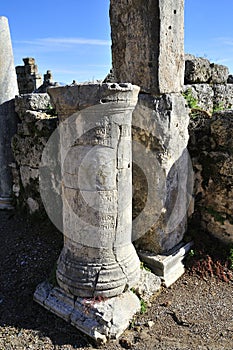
left=15, top=93, right=51, bottom=114
left=184, top=83, right=233, bottom=114
left=34, top=83, right=144, bottom=343
left=12, top=93, right=57, bottom=213
left=47, top=83, right=141, bottom=298
left=110, top=0, right=184, bottom=94
left=185, top=54, right=229, bottom=84
left=0, top=16, right=19, bottom=209
left=132, top=93, right=191, bottom=253
left=213, top=84, right=233, bottom=110
left=188, top=110, right=233, bottom=244
left=34, top=281, right=141, bottom=344
left=138, top=241, right=193, bottom=287
left=183, top=84, right=214, bottom=114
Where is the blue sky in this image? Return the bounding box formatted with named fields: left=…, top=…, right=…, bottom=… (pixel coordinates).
left=1, top=0, right=233, bottom=84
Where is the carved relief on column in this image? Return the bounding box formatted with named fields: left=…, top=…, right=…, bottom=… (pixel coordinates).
left=48, top=83, right=140, bottom=298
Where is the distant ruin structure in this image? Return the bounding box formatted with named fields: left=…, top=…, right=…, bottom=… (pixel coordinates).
left=0, top=16, right=19, bottom=209
left=16, top=57, right=42, bottom=94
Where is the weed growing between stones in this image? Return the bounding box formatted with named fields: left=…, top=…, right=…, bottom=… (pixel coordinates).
left=140, top=299, right=147, bottom=314
left=183, top=88, right=199, bottom=110
left=228, top=247, right=233, bottom=270
left=182, top=88, right=212, bottom=119
left=185, top=215, right=233, bottom=282
left=140, top=261, right=151, bottom=272
left=130, top=286, right=148, bottom=315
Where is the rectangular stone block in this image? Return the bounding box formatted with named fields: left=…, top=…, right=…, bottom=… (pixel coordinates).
left=34, top=282, right=141, bottom=345
left=110, top=0, right=184, bottom=94
left=138, top=241, right=193, bottom=287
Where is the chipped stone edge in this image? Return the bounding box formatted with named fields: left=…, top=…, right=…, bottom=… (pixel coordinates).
left=138, top=241, right=194, bottom=288
left=33, top=281, right=141, bottom=344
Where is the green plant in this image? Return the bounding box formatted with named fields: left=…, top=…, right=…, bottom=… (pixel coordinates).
left=228, top=247, right=233, bottom=270
left=140, top=299, right=147, bottom=314
left=130, top=286, right=148, bottom=315
left=183, top=88, right=199, bottom=109
left=189, top=249, right=195, bottom=257
left=213, top=102, right=225, bottom=113
left=140, top=261, right=151, bottom=272
left=205, top=207, right=225, bottom=225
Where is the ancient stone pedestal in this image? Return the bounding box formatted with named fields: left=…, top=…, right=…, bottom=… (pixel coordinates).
left=0, top=16, right=19, bottom=209
left=110, top=0, right=184, bottom=94
left=132, top=92, right=192, bottom=254
left=34, top=83, right=142, bottom=341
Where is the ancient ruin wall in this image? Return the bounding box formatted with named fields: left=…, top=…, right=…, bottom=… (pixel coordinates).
left=184, top=55, right=233, bottom=244
left=10, top=56, right=233, bottom=246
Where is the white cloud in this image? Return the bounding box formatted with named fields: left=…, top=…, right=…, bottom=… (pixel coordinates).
left=15, top=37, right=111, bottom=47
left=215, top=37, right=233, bottom=47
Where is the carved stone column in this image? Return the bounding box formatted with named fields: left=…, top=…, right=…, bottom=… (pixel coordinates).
left=48, top=83, right=141, bottom=298
left=0, top=16, right=19, bottom=209
left=34, top=83, right=143, bottom=343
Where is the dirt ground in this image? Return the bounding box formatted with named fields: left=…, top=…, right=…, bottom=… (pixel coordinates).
left=0, top=210, right=232, bottom=350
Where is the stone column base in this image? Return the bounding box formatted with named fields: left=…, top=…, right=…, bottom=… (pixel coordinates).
left=34, top=281, right=140, bottom=344
left=34, top=269, right=161, bottom=344
left=138, top=241, right=193, bottom=287
left=0, top=197, right=14, bottom=210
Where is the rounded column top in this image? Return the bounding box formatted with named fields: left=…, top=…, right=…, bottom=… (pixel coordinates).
left=0, top=16, right=9, bottom=25
left=0, top=15, right=19, bottom=102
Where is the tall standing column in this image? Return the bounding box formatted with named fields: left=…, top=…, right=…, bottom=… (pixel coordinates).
left=0, top=16, right=19, bottom=209
left=110, top=0, right=184, bottom=94
left=47, top=83, right=140, bottom=298
left=110, top=0, right=193, bottom=286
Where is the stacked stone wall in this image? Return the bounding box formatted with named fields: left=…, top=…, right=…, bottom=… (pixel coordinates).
left=8, top=55, right=233, bottom=245
left=185, top=55, right=233, bottom=243
left=11, top=93, right=57, bottom=214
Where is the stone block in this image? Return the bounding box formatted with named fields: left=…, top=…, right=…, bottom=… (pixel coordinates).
left=34, top=281, right=141, bottom=345
left=138, top=241, right=193, bottom=287
left=183, top=84, right=214, bottom=114
left=213, top=84, right=233, bottom=110
left=132, top=92, right=192, bottom=253
left=134, top=268, right=161, bottom=302
left=185, top=54, right=211, bottom=84
left=210, top=63, right=229, bottom=84
left=188, top=110, right=233, bottom=244
left=14, top=93, right=52, bottom=119
left=110, top=0, right=184, bottom=94
left=0, top=17, right=19, bottom=209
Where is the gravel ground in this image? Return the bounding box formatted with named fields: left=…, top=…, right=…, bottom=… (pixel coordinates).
left=0, top=211, right=232, bottom=350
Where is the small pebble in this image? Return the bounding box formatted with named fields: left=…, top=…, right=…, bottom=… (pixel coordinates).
left=146, top=321, right=155, bottom=328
